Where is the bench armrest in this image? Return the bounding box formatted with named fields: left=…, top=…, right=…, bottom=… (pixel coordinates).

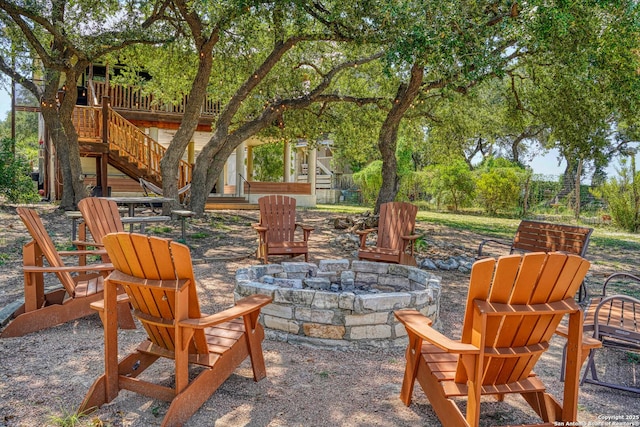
left=477, top=238, right=513, bottom=257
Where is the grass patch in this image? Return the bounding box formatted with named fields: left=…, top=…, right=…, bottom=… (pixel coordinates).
left=149, top=226, right=172, bottom=234
left=0, top=253, right=9, bottom=266
left=47, top=406, right=91, bottom=427
left=190, top=231, right=210, bottom=239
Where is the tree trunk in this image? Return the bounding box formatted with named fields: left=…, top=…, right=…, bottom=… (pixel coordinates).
left=374, top=62, right=424, bottom=214
left=160, top=47, right=214, bottom=214
left=574, top=158, right=582, bottom=220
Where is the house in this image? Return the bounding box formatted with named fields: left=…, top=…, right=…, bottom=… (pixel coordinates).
left=33, top=65, right=347, bottom=207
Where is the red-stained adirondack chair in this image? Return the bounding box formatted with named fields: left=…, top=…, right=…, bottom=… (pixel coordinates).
left=80, top=233, right=272, bottom=427
left=394, top=252, right=599, bottom=427
left=76, top=197, right=125, bottom=262
left=356, top=202, right=420, bottom=266
left=0, top=207, right=134, bottom=338
left=252, top=195, right=314, bottom=263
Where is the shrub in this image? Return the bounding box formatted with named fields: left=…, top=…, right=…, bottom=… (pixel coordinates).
left=425, top=159, right=475, bottom=211
left=475, top=163, right=523, bottom=215
left=352, top=160, right=383, bottom=205
left=0, top=138, right=40, bottom=203
left=592, top=157, right=640, bottom=232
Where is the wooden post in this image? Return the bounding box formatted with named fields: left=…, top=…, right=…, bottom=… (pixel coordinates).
left=309, top=146, right=317, bottom=195
left=283, top=140, right=291, bottom=183
left=247, top=145, right=253, bottom=181
left=236, top=142, right=245, bottom=197
left=188, top=140, right=195, bottom=165
left=101, top=96, right=110, bottom=194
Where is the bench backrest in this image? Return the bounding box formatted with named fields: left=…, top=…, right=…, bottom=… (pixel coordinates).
left=512, top=220, right=593, bottom=257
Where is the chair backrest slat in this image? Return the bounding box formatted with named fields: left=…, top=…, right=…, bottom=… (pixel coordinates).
left=103, top=233, right=206, bottom=353
left=17, top=207, right=77, bottom=296
left=456, top=252, right=590, bottom=386
left=78, top=198, right=124, bottom=246
left=377, top=202, right=417, bottom=251
left=258, top=195, right=298, bottom=243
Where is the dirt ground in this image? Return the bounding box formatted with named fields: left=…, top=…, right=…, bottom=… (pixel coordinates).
left=0, top=203, right=638, bottom=427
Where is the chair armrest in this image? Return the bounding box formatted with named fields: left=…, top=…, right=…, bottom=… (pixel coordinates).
left=394, top=309, right=479, bottom=354
left=72, top=240, right=104, bottom=248
left=355, top=228, right=377, bottom=248
left=401, top=234, right=420, bottom=241
left=23, top=263, right=114, bottom=273
left=477, top=238, right=513, bottom=257
left=252, top=224, right=267, bottom=232
left=296, top=223, right=314, bottom=241
left=555, top=325, right=602, bottom=350
left=89, top=293, right=131, bottom=312
left=58, top=249, right=108, bottom=257
left=179, top=294, right=272, bottom=329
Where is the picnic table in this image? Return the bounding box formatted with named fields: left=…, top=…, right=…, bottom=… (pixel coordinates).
left=99, top=196, right=174, bottom=218
left=99, top=196, right=174, bottom=232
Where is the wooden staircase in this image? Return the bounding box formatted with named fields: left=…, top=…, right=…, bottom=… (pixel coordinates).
left=73, top=103, right=191, bottom=192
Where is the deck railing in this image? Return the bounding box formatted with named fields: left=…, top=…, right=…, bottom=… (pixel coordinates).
left=90, top=81, right=221, bottom=116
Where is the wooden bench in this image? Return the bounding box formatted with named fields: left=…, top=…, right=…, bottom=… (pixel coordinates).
left=478, top=220, right=593, bottom=300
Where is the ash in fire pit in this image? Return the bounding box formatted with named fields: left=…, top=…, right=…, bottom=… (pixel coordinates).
left=234, top=259, right=441, bottom=349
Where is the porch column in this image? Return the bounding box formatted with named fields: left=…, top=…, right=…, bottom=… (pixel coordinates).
left=308, top=146, right=317, bottom=195
left=148, top=126, right=159, bottom=142
left=187, top=140, right=195, bottom=165
left=247, top=145, right=254, bottom=181
left=284, top=140, right=291, bottom=183
left=218, top=164, right=226, bottom=194
left=235, top=142, right=245, bottom=197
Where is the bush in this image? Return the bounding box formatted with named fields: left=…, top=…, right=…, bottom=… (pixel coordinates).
left=398, top=170, right=431, bottom=202
left=592, top=158, right=640, bottom=232
left=0, top=138, right=40, bottom=203
left=352, top=160, right=382, bottom=205
left=475, top=161, right=524, bottom=215
left=425, top=159, right=475, bottom=211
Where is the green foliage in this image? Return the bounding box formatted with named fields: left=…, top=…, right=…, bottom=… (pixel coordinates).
left=0, top=138, right=39, bottom=203
left=46, top=406, right=89, bottom=427
left=592, top=157, right=640, bottom=232
left=475, top=159, right=525, bottom=215
left=397, top=170, right=430, bottom=202
left=352, top=160, right=383, bottom=205
left=253, top=142, right=285, bottom=182
left=425, top=159, right=475, bottom=212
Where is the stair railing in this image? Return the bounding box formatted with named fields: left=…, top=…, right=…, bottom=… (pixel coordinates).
left=238, top=173, right=251, bottom=199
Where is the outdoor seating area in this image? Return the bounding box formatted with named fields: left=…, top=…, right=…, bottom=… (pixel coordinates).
left=0, top=205, right=638, bottom=426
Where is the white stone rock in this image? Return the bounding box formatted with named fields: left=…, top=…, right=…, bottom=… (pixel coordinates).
left=261, top=303, right=293, bottom=319
left=349, top=324, right=392, bottom=340
left=345, top=312, right=390, bottom=326
left=294, top=307, right=336, bottom=324
left=263, top=315, right=300, bottom=334
left=357, top=293, right=412, bottom=312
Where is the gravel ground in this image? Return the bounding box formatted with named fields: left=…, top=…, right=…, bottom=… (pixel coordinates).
left=0, top=203, right=638, bottom=427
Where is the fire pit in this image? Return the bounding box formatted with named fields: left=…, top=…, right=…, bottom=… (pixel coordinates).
left=234, top=259, right=441, bottom=349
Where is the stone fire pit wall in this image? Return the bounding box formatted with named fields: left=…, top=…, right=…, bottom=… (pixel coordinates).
left=234, top=259, right=441, bottom=349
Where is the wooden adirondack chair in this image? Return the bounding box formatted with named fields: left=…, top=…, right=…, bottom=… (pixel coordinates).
left=356, top=202, right=420, bottom=266
left=394, top=252, right=598, bottom=427
left=252, top=195, right=314, bottom=263
left=76, top=197, right=125, bottom=262
left=80, top=233, right=272, bottom=427
left=0, top=208, right=134, bottom=338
